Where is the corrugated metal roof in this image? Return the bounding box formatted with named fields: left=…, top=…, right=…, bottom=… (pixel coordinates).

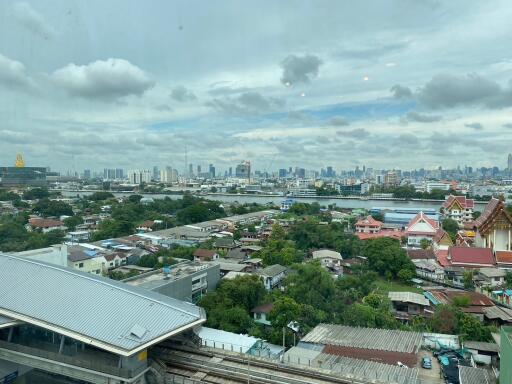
left=284, top=348, right=419, bottom=384
left=258, top=264, right=287, bottom=277
left=195, top=326, right=259, bottom=353
left=483, top=305, right=512, bottom=321
left=300, top=324, right=422, bottom=354
left=458, top=365, right=492, bottom=384
left=388, top=291, right=430, bottom=306
left=463, top=341, right=499, bottom=353
left=0, top=253, right=205, bottom=356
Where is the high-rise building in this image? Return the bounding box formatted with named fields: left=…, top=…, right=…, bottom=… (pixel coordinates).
left=115, top=169, right=124, bottom=180
left=160, top=166, right=178, bottom=183
left=128, top=170, right=151, bottom=184
left=188, top=164, right=193, bottom=177
left=153, top=166, right=159, bottom=181
left=229, top=167, right=233, bottom=177
left=326, top=166, right=334, bottom=178
left=235, top=161, right=251, bottom=179
left=209, top=164, right=215, bottom=178
left=83, top=169, right=91, bottom=179
left=197, top=165, right=201, bottom=175
left=279, top=168, right=287, bottom=178
left=508, top=154, right=512, bottom=172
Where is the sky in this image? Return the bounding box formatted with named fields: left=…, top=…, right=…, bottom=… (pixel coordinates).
left=1, top=0, right=512, bottom=173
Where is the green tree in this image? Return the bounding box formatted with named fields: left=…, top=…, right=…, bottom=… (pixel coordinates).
left=88, top=191, right=114, bottom=201
left=431, top=305, right=458, bottom=334
left=420, top=238, right=431, bottom=250
left=285, top=262, right=335, bottom=313
left=362, top=237, right=415, bottom=278
left=442, top=218, right=460, bottom=241
left=463, top=270, right=475, bottom=290
left=32, top=199, right=73, bottom=217
left=63, top=216, right=83, bottom=231
left=137, top=254, right=159, bottom=268
left=22, top=187, right=50, bottom=200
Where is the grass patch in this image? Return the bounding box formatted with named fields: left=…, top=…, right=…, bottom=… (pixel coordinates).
left=374, top=277, right=422, bottom=294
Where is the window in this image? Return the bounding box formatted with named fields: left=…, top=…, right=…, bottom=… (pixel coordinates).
left=78, top=263, right=84, bottom=268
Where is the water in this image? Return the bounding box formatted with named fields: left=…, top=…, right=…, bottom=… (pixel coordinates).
left=57, top=190, right=489, bottom=211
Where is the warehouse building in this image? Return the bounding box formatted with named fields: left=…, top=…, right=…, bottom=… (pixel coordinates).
left=299, top=323, right=423, bottom=367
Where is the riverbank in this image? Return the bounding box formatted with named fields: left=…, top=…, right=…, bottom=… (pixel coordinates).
left=55, top=189, right=490, bottom=210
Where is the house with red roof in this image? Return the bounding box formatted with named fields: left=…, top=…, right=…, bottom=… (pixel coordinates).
left=26, top=217, right=66, bottom=233
left=441, top=195, right=475, bottom=227
left=193, top=249, right=220, bottom=262
left=495, top=251, right=512, bottom=270
left=446, top=246, right=495, bottom=268
left=354, top=215, right=404, bottom=241
left=471, top=198, right=512, bottom=252
left=355, top=215, right=382, bottom=233
left=405, top=212, right=439, bottom=247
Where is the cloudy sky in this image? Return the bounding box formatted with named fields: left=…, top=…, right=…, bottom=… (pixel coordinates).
left=1, top=0, right=512, bottom=173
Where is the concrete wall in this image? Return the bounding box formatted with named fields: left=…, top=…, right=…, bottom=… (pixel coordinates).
left=14, top=245, right=68, bottom=267
left=151, top=264, right=220, bottom=302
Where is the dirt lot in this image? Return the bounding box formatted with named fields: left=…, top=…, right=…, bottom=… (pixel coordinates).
left=417, top=350, right=444, bottom=384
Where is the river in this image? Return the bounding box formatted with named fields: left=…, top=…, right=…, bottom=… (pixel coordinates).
left=57, top=190, right=489, bottom=211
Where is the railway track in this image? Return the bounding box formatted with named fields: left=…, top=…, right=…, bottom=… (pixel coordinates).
left=154, top=345, right=368, bottom=384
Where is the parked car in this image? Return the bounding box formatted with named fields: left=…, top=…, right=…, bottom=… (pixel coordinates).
left=421, top=357, right=432, bottom=369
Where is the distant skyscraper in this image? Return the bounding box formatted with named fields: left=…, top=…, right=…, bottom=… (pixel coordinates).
left=229, top=167, right=233, bottom=176
left=153, top=166, right=159, bottom=181
left=508, top=154, right=512, bottom=173
left=326, top=166, right=333, bottom=178
left=115, top=169, right=124, bottom=179
left=279, top=168, right=287, bottom=178
left=83, top=169, right=91, bottom=179
left=209, top=164, right=215, bottom=178
left=235, top=161, right=251, bottom=179
left=188, top=164, right=193, bottom=177
left=128, top=170, right=151, bottom=184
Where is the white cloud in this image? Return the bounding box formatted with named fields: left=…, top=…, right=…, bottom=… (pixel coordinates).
left=0, top=53, right=33, bottom=89
left=52, top=58, right=155, bottom=100
left=11, top=2, right=56, bottom=39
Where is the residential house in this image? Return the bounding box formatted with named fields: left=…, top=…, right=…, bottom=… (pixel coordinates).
left=214, top=237, right=240, bottom=252
left=67, top=245, right=107, bottom=275
left=405, top=212, right=439, bottom=247
left=388, top=291, right=431, bottom=321
left=407, top=249, right=436, bottom=261
left=193, top=249, right=220, bottom=262
left=482, top=306, right=512, bottom=326
left=26, top=217, right=66, bottom=233
left=446, top=247, right=495, bottom=268
left=477, top=267, right=506, bottom=288
left=442, top=195, right=475, bottom=227
left=66, top=230, right=90, bottom=243
left=104, top=252, right=128, bottom=269
left=355, top=216, right=382, bottom=233
left=496, top=250, right=512, bottom=270
left=312, top=249, right=343, bottom=267
left=463, top=341, right=499, bottom=365
left=424, top=288, right=495, bottom=320
left=257, top=264, right=287, bottom=290
left=471, top=198, right=512, bottom=251
left=251, top=303, right=273, bottom=326
left=136, top=220, right=155, bottom=232
left=413, top=259, right=445, bottom=281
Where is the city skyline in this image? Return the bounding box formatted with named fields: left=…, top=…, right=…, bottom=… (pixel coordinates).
left=1, top=1, right=512, bottom=171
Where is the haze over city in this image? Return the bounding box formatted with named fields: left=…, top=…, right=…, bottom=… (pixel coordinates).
left=1, top=0, right=512, bottom=172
